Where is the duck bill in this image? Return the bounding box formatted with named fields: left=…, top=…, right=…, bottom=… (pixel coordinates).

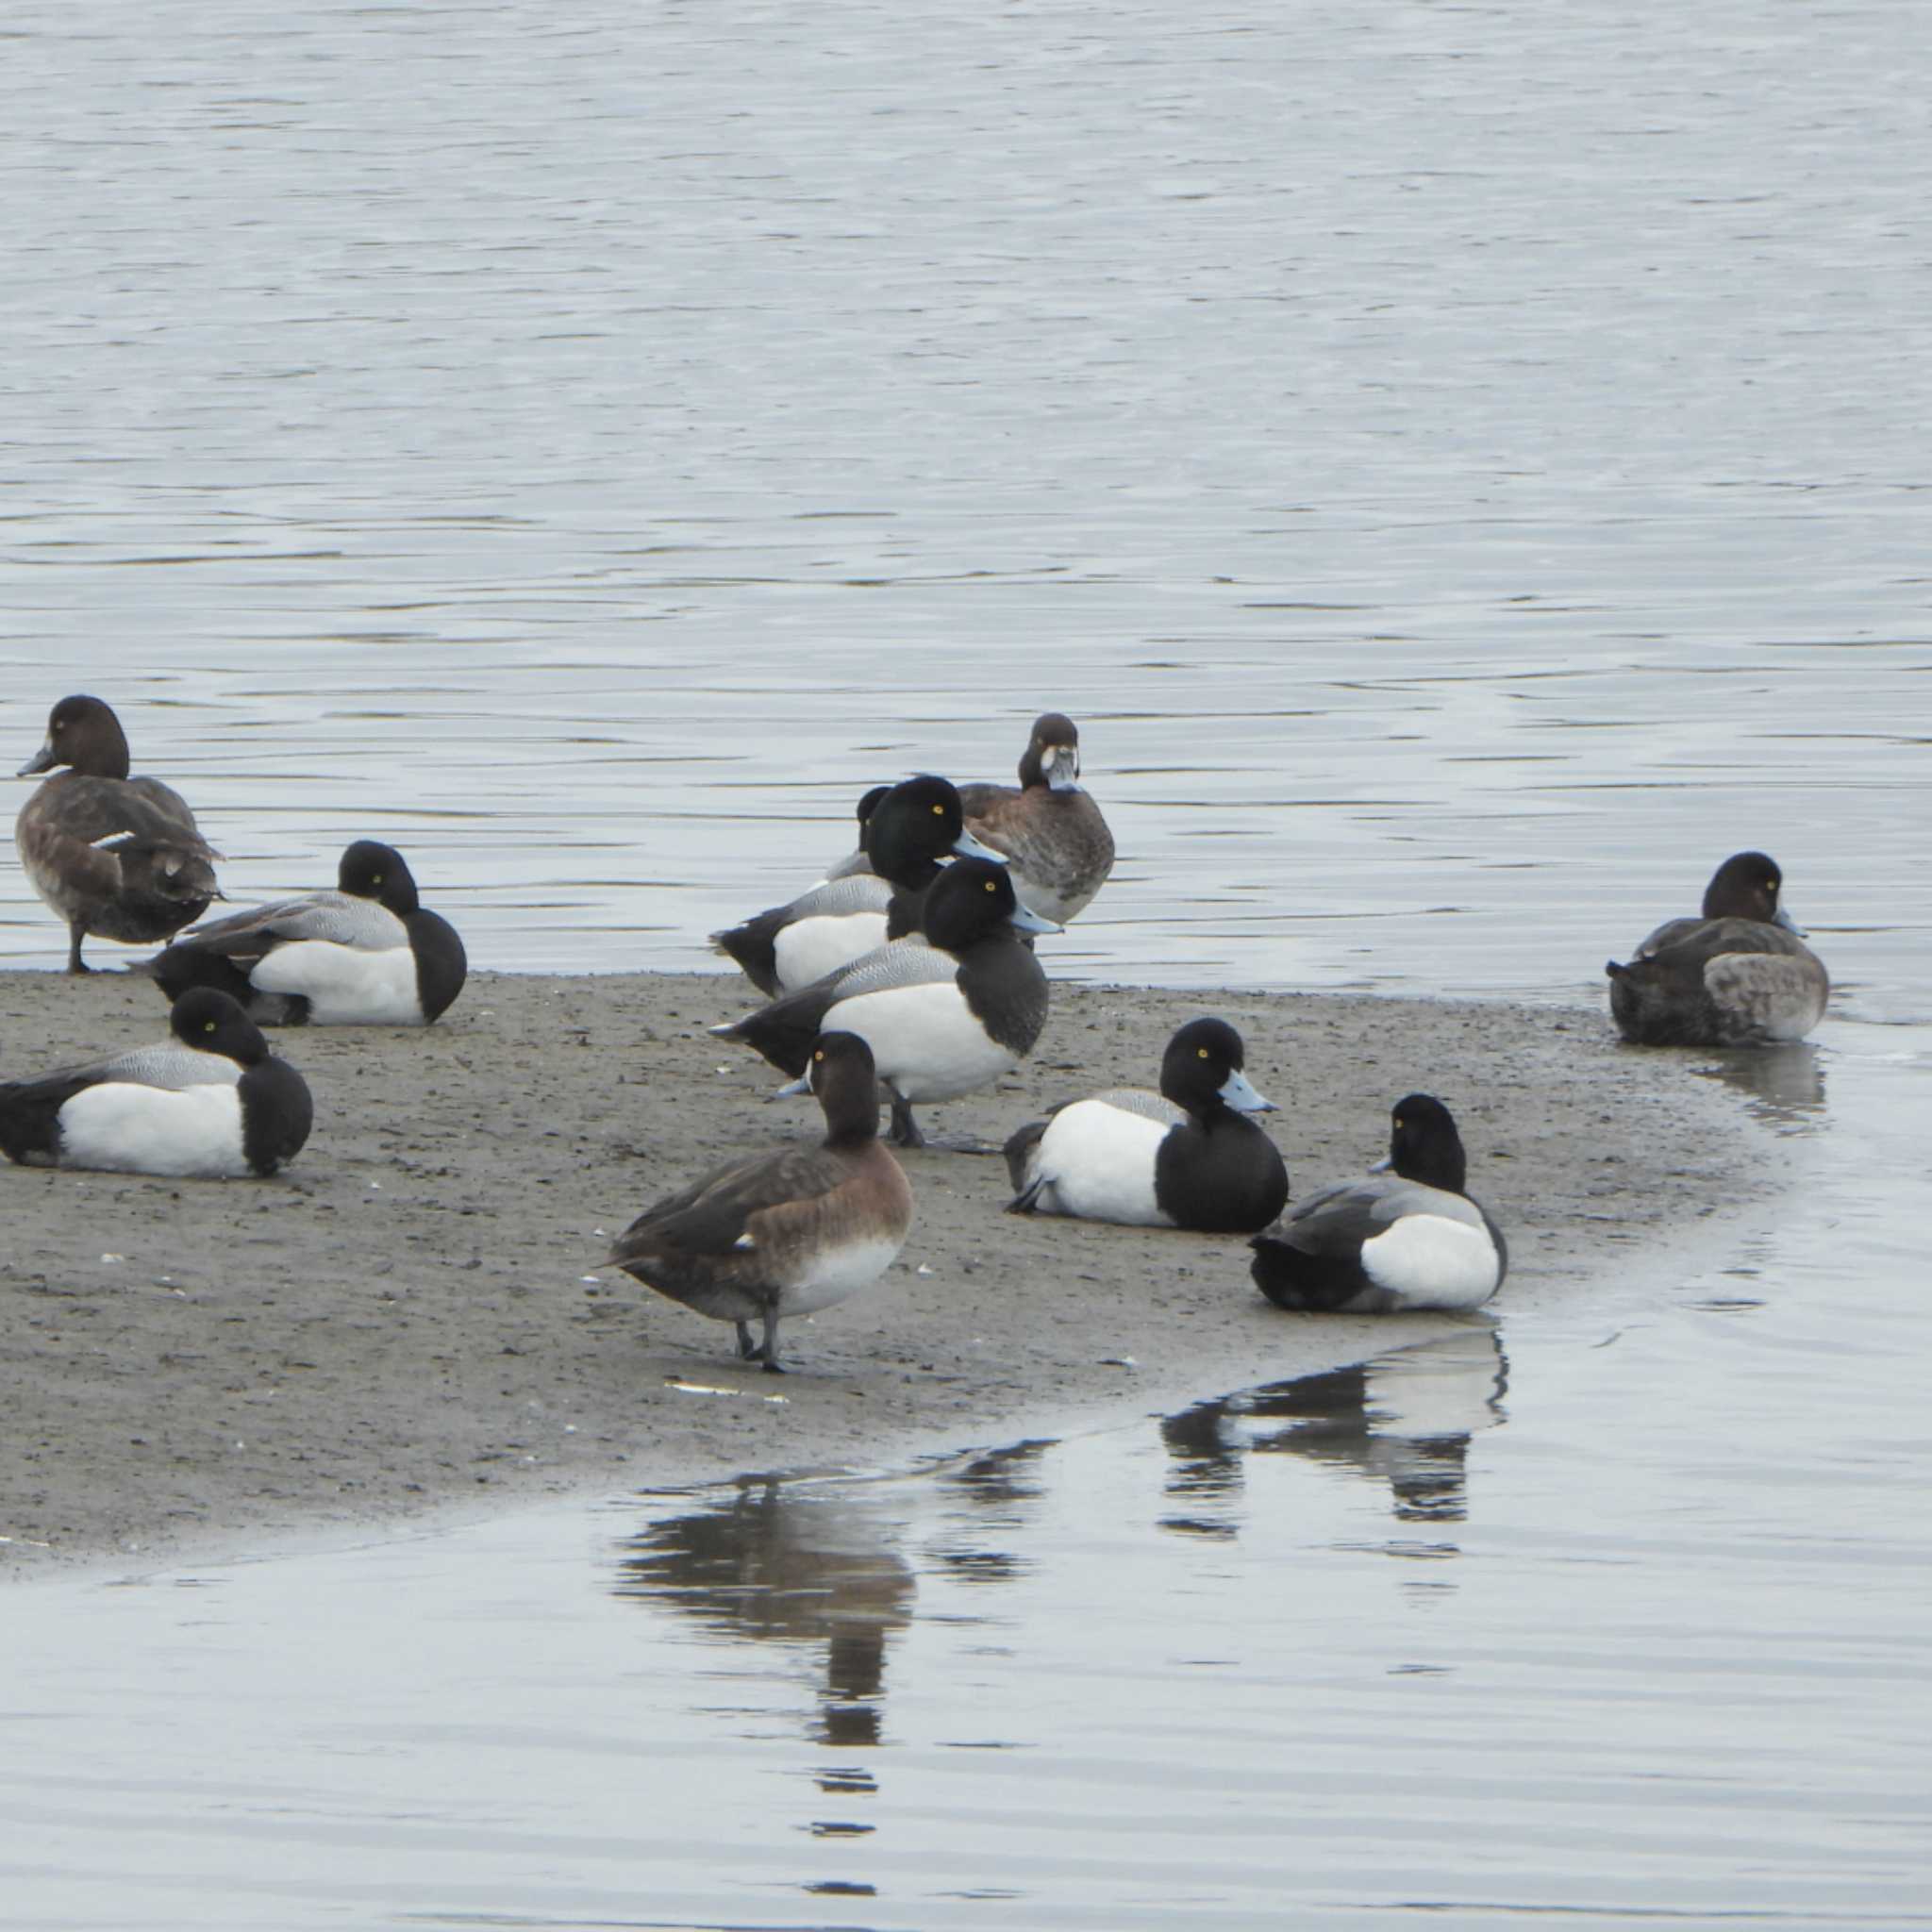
left=1008, top=902, right=1062, bottom=936
left=773, top=1072, right=813, bottom=1097
left=1044, top=745, right=1081, bottom=791
left=1774, top=906, right=1806, bottom=936
left=17, top=741, right=57, bottom=777
left=1368, top=1155, right=1394, bottom=1174
left=951, top=827, right=1008, bottom=862
left=1218, top=1068, right=1277, bottom=1112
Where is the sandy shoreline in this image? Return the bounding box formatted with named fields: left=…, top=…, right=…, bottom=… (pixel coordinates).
left=0, top=967, right=1786, bottom=1574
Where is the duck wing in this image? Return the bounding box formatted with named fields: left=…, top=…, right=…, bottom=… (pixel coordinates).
left=613, top=1145, right=847, bottom=1260
left=182, top=890, right=407, bottom=959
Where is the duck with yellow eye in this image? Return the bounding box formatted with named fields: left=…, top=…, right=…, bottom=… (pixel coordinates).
left=1004, top=1018, right=1288, bottom=1231
left=711, top=774, right=1006, bottom=997
left=1607, top=850, right=1828, bottom=1046
left=712, top=857, right=1058, bottom=1148
left=149, top=839, right=466, bottom=1025
left=1250, top=1093, right=1506, bottom=1314
left=0, top=989, right=312, bottom=1178
left=608, top=1031, right=914, bottom=1374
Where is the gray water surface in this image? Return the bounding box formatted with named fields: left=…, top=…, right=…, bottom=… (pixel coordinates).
left=4, top=0, right=1930, bottom=1924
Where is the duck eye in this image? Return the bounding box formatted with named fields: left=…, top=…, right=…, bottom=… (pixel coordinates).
left=204, top=1020, right=216, bottom=1034
left=932, top=804, right=944, bottom=815
left=1197, top=1047, right=1208, bottom=1058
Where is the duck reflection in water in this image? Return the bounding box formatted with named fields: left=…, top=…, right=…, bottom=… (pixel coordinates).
left=1694, top=1041, right=1827, bottom=1130
left=1160, top=1329, right=1508, bottom=1536
left=615, top=1479, right=914, bottom=1751
left=925, top=1438, right=1054, bottom=1587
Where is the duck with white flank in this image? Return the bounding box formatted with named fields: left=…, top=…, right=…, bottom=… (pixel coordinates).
left=149, top=839, right=466, bottom=1025
left=608, top=1031, right=914, bottom=1373
left=711, top=857, right=1058, bottom=1148
left=15, top=694, right=221, bottom=974
left=1249, top=1094, right=1507, bottom=1314
left=1005, top=1018, right=1289, bottom=1232
left=958, top=711, right=1116, bottom=925
left=711, top=775, right=1005, bottom=997
left=0, top=988, right=312, bottom=1179
left=1607, top=850, right=1828, bottom=1047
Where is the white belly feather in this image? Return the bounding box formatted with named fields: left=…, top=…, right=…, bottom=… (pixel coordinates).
left=1359, top=1213, right=1501, bottom=1311
left=252, top=941, right=424, bottom=1024
left=1030, top=1100, right=1174, bottom=1225
left=778, top=1234, right=904, bottom=1318
left=59, top=1082, right=250, bottom=1178
left=774, top=912, right=889, bottom=993
left=826, top=982, right=1016, bottom=1102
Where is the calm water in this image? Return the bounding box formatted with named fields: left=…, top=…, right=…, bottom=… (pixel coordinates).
left=4, top=0, right=1930, bottom=1924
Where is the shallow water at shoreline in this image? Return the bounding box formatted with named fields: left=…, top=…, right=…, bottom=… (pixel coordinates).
left=4, top=0, right=1930, bottom=1921
left=7, top=1038, right=1926, bottom=1927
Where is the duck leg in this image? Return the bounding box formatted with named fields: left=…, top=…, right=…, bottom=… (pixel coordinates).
left=757, top=1307, right=786, bottom=1374
left=887, top=1088, right=924, bottom=1149
left=65, top=922, right=92, bottom=975
left=734, top=1320, right=759, bottom=1360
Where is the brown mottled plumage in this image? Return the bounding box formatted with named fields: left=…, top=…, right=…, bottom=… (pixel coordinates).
left=15, top=695, right=221, bottom=974
left=1607, top=851, right=1828, bottom=1046
left=958, top=711, right=1115, bottom=924
left=608, top=1032, right=914, bottom=1372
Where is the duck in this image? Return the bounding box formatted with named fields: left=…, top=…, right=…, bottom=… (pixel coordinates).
left=1607, top=850, right=1828, bottom=1046
left=146, top=839, right=467, bottom=1025
left=958, top=711, right=1116, bottom=924
left=15, top=693, right=222, bottom=974
left=1004, top=1018, right=1289, bottom=1232
left=820, top=782, right=892, bottom=882
left=0, top=988, right=312, bottom=1179
left=608, top=1030, right=914, bottom=1373
left=711, top=857, right=1058, bottom=1147
left=711, top=775, right=1005, bottom=997
left=1249, top=1093, right=1507, bottom=1314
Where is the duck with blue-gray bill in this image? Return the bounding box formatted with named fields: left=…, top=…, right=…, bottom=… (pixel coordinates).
left=711, top=774, right=1005, bottom=997
left=608, top=1031, right=914, bottom=1374
left=1249, top=1093, right=1506, bottom=1314
left=710, top=857, right=1058, bottom=1148
left=0, top=988, right=312, bottom=1179
left=1607, top=850, right=1827, bottom=1047
left=147, top=839, right=466, bottom=1025
left=15, top=694, right=221, bottom=974
left=1005, top=1018, right=1289, bottom=1232
left=957, top=712, right=1116, bottom=925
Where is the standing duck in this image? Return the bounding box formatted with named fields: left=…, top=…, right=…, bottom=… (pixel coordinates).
left=0, top=988, right=312, bottom=1179
left=1607, top=850, right=1828, bottom=1046
left=608, top=1031, right=914, bottom=1373
left=958, top=711, right=1116, bottom=924
left=15, top=694, right=220, bottom=974
left=1004, top=1018, right=1289, bottom=1232
left=711, top=775, right=1004, bottom=997
left=711, top=857, right=1058, bottom=1147
left=149, top=839, right=466, bottom=1025
left=1249, top=1093, right=1507, bottom=1314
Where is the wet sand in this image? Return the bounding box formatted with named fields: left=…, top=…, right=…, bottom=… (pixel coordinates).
left=0, top=968, right=1787, bottom=1573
